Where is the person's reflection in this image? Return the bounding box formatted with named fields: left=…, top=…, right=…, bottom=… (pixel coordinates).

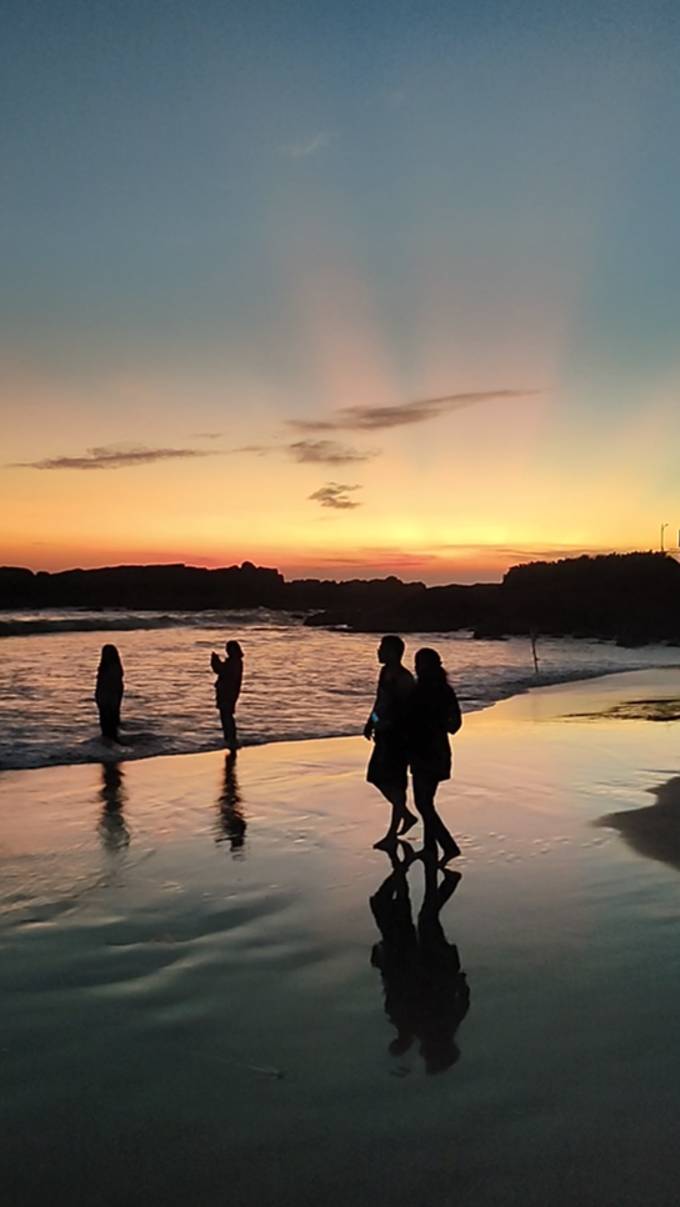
left=370, top=844, right=469, bottom=1074
left=215, top=752, right=247, bottom=853
left=97, top=762, right=130, bottom=852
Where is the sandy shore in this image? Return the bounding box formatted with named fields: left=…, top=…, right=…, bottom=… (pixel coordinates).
left=3, top=667, right=680, bottom=1206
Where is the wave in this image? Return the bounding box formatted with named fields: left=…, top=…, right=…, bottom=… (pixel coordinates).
left=0, top=608, right=297, bottom=638
left=0, top=616, right=181, bottom=638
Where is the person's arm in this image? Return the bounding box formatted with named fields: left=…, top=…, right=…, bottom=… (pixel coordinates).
left=364, top=692, right=377, bottom=738
left=364, top=674, right=381, bottom=739
left=210, top=652, right=222, bottom=675
left=446, top=687, right=463, bottom=735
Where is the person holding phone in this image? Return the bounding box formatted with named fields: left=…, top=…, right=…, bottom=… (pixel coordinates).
left=211, top=640, right=244, bottom=753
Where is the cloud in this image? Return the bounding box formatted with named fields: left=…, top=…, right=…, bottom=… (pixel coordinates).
left=280, top=132, right=333, bottom=159
left=288, top=388, right=541, bottom=433
left=191, top=431, right=222, bottom=440
left=13, top=444, right=213, bottom=470
left=288, top=439, right=378, bottom=465
left=308, top=482, right=362, bottom=510
left=221, top=439, right=378, bottom=464
left=431, top=542, right=624, bottom=560
left=315, top=549, right=435, bottom=568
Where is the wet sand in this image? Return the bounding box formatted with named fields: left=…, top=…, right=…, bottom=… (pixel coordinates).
left=3, top=667, right=680, bottom=1206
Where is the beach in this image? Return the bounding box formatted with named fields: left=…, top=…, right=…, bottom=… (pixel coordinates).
left=3, top=667, right=680, bottom=1206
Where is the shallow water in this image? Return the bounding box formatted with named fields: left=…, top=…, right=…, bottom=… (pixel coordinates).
left=1, top=608, right=679, bottom=769
left=3, top=670, right=680, bottom=1205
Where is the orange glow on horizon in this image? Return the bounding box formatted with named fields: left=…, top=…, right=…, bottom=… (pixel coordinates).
left=0, top=532, right=647, bottom=585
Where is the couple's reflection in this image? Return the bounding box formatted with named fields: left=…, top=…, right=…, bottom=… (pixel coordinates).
left=370, top=844, right=469, bottom=1074
left=97, top=761, right=130, bottom=852
left=215, top=753, right=247, bottom=853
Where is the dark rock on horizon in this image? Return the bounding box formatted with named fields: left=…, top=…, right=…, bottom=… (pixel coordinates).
left=1, top=552, right=679, bottom=647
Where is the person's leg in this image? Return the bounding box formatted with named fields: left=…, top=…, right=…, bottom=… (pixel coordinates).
left=412, top=773, right=439, bottom=855
left=369, top=737, right=414, bottom=847
left=390, top=759, right=417, bottom=836
left=99, top=706, right=117, bottom=741
left=226, top=711, right=238, bottom=751
left=413, top=774, right=459, bottom=862
left=433, top=812, right=460, bottom=862
left=397, top=799, right=419, bottom=836
left=373, top=782, right=407, bottom=849
left=220, top=709, right=237, bottom=751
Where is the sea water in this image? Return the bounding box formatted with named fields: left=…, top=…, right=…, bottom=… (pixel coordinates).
left=1, top=608, right=678, bottom=770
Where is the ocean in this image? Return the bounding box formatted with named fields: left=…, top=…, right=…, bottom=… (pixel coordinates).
left=1, top=608, right=679, bottom=771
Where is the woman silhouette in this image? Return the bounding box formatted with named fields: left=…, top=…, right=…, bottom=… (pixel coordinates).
left=407, top=648, right=462, bottom=864
left=95, top=644, right=124, bottom=742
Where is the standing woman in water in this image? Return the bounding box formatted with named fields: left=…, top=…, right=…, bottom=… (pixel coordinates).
left=408, top=648, right=462, bottom=864
left=95, top=644, right=124, bottom=742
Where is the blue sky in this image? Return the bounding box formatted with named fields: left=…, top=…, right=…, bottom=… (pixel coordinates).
left=2, top=0, right=679, bottom=578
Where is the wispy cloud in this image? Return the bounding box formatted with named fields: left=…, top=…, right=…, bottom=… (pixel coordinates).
left=288, top=388, right=541, bottom=433
left=289, top=439, right=378, bottom=465
left=221, top=439, right=378, bottom=464
left=315, top=548, right=435, bottom=568
left=191, top=431, right=222, bottom=440
left=431, top=542, right=623, bottom=560
left=12, top=444, right=213, bottom=471
left=280, top=132, right=333, bottom=159
left=309, top=481, right=362, bottom=510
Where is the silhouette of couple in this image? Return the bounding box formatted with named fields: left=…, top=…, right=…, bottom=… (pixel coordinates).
left=371, top=841, right=469, bottom=1074
left=365, top=635, right=462, bottom=863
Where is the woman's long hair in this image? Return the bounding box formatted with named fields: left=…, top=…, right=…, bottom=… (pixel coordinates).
left=98, top=644, right=123, bottom=674
left=414, top=647, right=448, bottom=689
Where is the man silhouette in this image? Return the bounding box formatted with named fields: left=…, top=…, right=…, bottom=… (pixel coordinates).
left=364, top=634, right=417, bottom=848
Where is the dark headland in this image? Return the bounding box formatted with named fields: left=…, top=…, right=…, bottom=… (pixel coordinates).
left=1, top=551, right=680, bottom=646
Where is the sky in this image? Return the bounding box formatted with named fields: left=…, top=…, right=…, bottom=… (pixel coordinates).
left=2, top=0, right=679, bottom=583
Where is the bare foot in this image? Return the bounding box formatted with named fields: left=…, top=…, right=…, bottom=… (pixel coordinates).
left=397, top=810, right=419, bottom=836
left=439, top=839, right=461, bottom=866
left=441, top=869, right=463, bottom=890
left=373, top=834, right=399, bottom=852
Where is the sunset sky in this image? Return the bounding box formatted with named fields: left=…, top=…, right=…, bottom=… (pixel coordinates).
left=2, top=0, right=679, bottom=583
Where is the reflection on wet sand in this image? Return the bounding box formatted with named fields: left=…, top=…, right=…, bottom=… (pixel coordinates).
left=97, top=762, right=130, bottom=852
left=370, top=844, right=470, bottom=1074
left=598, top=775, right=680, bottom=873
left=215, top=753, right=247, bottom=853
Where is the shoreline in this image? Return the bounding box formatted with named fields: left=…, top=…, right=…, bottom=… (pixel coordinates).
left=3, top=660, right=680, bottom=777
